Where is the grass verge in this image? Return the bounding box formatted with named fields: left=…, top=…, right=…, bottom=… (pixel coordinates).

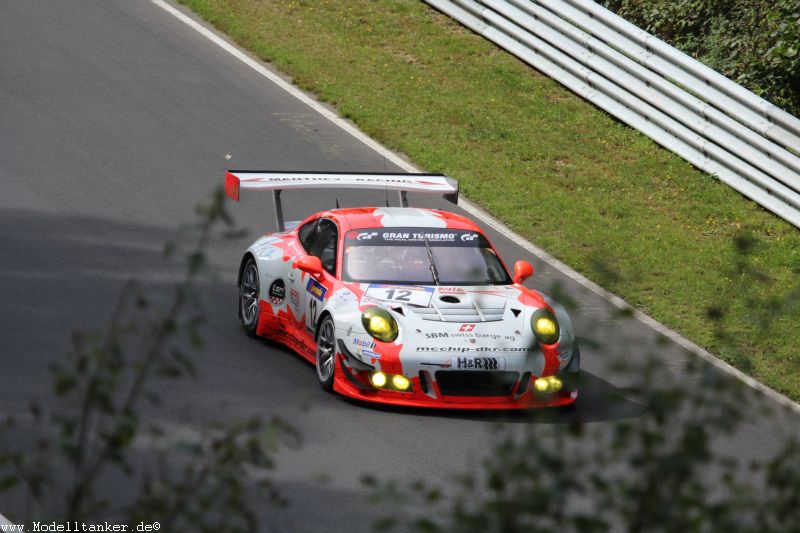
left=179, top=0, right=800, bottom=399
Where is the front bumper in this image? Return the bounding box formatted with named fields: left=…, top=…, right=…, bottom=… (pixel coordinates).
left=334, top=341, right=578, bottom=410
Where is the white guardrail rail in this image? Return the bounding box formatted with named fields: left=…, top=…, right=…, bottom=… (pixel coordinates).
left=423, top=0, right=800, bottom=228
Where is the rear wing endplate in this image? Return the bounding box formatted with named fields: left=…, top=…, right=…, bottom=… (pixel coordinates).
left=224, top=171, right=459, bottom=231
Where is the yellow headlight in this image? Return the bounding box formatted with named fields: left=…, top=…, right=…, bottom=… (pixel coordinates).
left=371, top=372, right=387, bottom=388
left=531, top=309, right=560, bottom=345
left=535, top=317, right=557, bottom=336
left=392, top=374, right=411, bottom=391
left=533, top=375, right=563, bottom=394
left=370, top=315, right=391, bottom=333
left=370, top=372, right=412, bottom=392
left=361, top=307, right=399, bottom=342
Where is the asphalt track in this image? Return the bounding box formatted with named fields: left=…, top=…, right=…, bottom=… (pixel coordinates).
left=1, top=1, right=798, bottom=531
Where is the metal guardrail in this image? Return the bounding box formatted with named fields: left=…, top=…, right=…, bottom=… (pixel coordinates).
left=423, top=0, right=800, bottom=228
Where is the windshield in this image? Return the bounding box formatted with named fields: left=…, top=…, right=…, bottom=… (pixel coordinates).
left=343, top=228, right=512, bottom=285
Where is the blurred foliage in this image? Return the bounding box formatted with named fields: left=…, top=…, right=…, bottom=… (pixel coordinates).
left=366, top=230, right=800, bottom=532
left=367, top=360, right=800, bottom=532
left=601, top=0, right=800, bottom=116
left=0, top=188, right=298, bottom=530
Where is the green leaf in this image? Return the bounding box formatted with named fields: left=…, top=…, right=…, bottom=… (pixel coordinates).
left=0, top=476, right=20, bottom=492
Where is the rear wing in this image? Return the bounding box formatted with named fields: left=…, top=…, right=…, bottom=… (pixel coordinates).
left=224, top=171, right=459, bottom=231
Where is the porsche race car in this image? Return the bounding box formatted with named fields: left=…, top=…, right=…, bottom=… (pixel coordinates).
left=226, top=171, right=580, bottom=409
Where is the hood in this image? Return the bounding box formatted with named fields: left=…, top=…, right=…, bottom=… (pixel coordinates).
left=357, top=284, right=527, bottom=325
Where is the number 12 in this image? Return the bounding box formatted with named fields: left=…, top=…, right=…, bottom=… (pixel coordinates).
left=385, top=289, right=412, bottom=302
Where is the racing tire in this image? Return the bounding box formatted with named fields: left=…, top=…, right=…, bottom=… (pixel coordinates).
left=239, top=257, right=260, bottom=337
left=560, top=340, right=581, bottom=413
left=566, top=340, right=581, bottom=373
left=315, top=315, right=337, bottom=392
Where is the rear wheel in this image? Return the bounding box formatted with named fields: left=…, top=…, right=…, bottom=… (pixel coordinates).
left=315, top=316, right=336, bottom=392
left=239, top=258, right=260, bottom=337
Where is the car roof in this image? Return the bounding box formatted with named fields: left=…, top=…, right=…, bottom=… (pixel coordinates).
left=316, top=207, right=482, bottom=232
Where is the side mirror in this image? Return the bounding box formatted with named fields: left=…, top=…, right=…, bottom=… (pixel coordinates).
left=293, top=255, right=324, bottom=279
left=513, top=260, right=534, bottom=284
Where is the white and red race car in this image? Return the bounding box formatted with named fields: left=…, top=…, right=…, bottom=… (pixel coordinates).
left=226, top=171, right=579, bottom=409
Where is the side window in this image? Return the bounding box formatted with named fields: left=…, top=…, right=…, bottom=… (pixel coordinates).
left=309, top=219, right=338, bottom=275
left=298, top=219, right=318, bottom=253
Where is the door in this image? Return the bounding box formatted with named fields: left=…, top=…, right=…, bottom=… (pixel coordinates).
left=294, top=218, right=338, bottom=334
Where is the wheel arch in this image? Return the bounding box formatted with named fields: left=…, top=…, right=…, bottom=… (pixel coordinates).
left=314, top=310, right=334, bottom=342
left=237, top=252, right=256, bottom=320
left=238, top=252, right=256, bottom=287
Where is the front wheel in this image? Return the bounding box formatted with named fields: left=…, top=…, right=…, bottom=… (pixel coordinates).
left=315, top=316, right=336, bottom=392
left=239, top=258, right=260, bottom=337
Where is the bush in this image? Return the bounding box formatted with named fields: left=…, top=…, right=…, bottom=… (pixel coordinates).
left=601, top=0, right=800, bottom=117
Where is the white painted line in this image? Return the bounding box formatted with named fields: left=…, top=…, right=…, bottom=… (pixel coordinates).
left=151, top=0, right=800, bottom=414
left=0, top=513, right=13, bottom=526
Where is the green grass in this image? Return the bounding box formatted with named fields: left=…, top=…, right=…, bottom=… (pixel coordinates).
left=180, top=0, right=800, bottom=399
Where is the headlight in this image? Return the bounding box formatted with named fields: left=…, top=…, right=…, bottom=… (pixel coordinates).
left=370, top=371, right=412, bottom=392
left=533, top=375, right=563, bottom=394
left=392, top=374, right=411, bottom=391
left=371, top=372, right=388, bottom=388
left=531, top=308, right=560, bottom=345
left=361, top=306, right=399, bottom=342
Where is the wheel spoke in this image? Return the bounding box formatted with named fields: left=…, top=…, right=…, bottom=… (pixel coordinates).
left=321, top=323, right=333, bottom=343
left=316, top=320, right=337, bottom=382
left=243, top=302, right=254, bottom=322
left=240, top=262, right=259, bottom=328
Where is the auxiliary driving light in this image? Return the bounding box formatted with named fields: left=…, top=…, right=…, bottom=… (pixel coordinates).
left=370, top=371, right=413, bottom=392
left=533, top=375, right=563, bottom=394
left=392, top=374, right=411, bottom=391
left=371, top=372, right=388, bottom=388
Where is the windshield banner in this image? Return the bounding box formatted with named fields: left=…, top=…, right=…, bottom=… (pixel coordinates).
left=346, top=228, right=487, bottom=247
